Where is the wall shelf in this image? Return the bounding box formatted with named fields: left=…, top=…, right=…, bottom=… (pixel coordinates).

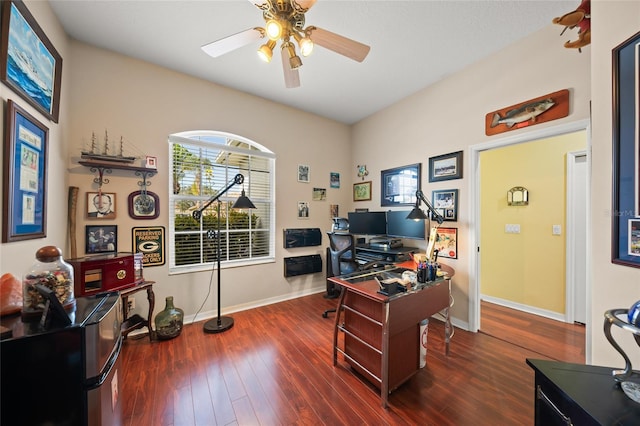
left=78, top=160, right=157, bottom=189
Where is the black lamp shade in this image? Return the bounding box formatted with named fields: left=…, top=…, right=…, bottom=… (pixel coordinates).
left=232, top=190, right=256, bottom=209
left=406, top=207, right=429, bottom=220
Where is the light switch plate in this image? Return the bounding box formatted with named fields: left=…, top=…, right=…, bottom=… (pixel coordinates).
left=505, top=224, right=521, bottom=234
left=552, top=225, right=562, bottom=235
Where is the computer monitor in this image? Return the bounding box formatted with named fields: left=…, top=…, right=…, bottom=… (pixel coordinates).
left=347, top=211, right=387, bottom=235
left=386, top=210, right=426, bottom=240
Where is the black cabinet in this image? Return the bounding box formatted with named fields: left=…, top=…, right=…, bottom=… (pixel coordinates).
left=527, top=359, right=640, bottom=425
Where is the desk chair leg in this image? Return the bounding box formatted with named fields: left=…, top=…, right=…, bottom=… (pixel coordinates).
left=322, top=308, right=336, bottom=318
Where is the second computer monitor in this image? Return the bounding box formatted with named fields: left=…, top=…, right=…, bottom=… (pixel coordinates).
left=347, top=211, right=387, bottom=235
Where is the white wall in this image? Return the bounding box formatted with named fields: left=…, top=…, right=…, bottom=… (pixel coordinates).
left=590, top=0, right=640, bottom=367
left=0, top=1, right=71, bottom=279
left=351, top=22, right=591, bottom=328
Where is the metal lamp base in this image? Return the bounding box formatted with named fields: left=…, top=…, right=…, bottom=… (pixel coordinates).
left=203, top=316, right=234, bottom=334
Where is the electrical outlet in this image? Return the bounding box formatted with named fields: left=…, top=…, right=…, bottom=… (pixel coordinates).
left=552, top=225, right=562, bottom=235
left=505, top=224, right=521, bottom=234
left=127, top=296, right=135, bottom=310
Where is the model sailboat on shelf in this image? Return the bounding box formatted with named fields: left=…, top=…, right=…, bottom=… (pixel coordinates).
left=81, top=130, right=138, bottom=164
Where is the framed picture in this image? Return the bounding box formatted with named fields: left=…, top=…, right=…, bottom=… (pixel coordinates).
left=312, top=187, right=326, bottom=201
left=612, top=30, right=640, bottom=268
left=85, top=225, right=117, bottom=254
left=0, top=0, right=62, bottom=123
left=432, top=189, right=459, bottom=222
left=353, top=181, right=372, bottom=201
left=86, top=192, right=116, bottom=219
left=2, top=99, right=48, bottom=242
left=297, top=164, right=310, bottom=182
left=381, top=163, right=421, bottom=206
left=132, top=226, right=165, bottom=267
left=330, top=172, right=340, bottom=188
left=429, top=151, right=463, bottom=182
left=434, top=227, right=458, bottom=259
left=128, top=190, right=159, bottom=219
left=297, top=201, right=309, bottom=219
left=145, top=156, right=157, bottom=169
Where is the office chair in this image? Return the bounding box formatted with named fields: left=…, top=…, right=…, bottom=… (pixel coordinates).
left=323, top=232, right=377, bottom=318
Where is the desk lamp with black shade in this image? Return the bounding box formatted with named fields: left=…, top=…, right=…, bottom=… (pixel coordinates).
left=406, top=190, right=445, bottom=262
left=192, top=173, right=256, bottom=333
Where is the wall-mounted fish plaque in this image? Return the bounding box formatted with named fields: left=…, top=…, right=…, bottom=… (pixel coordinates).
left=485, top=89, right=569, bottom=136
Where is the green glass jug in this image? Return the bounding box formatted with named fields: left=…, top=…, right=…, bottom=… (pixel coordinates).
left=154, top=296, right=184, bottom=340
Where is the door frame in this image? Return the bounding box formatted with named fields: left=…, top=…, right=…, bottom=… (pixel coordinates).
left=566, top=150, right=588, bottom=325
left=468, top=119, right=592, bottom=359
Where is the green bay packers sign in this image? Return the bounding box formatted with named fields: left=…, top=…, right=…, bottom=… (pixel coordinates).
left=132, top=226, right=165, bottom=267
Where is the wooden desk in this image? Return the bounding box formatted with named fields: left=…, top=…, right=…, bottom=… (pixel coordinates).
left=120, top=281, right=155, bottom=340
left=328, top=264, right=452, bottom=407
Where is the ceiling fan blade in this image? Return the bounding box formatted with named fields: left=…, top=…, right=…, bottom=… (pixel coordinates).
left=281, top=47, right=300, bottom=88
left=307, top=26, right=370, bottom=62
left=294, top=0, right=317, bottom=10
left=201, top=28, right=264, bottom=58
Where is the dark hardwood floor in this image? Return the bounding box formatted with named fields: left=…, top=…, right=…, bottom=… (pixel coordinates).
left=120, top=294, right=585, bottom=426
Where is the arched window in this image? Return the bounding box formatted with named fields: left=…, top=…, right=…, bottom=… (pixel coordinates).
left=168, top=131, right=274, bottom=273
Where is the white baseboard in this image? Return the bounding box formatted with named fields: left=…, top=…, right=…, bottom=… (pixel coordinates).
left=481, top=294, right=566, bottom=323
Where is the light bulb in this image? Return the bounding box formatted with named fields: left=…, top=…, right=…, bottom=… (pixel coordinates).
left=265, top=19, right=282, bottom=40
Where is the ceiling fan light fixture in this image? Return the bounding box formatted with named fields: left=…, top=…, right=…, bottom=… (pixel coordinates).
left=265, top=19, right=283, bottom=40
left=283, top=42, right=302, bottom=69
left=257, top=39, right=277, bottom=63
left=293, top=32, right=313, bottom=56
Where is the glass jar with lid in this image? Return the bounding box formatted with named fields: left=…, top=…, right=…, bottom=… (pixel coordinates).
left=22, top=246, right=75, bottom=320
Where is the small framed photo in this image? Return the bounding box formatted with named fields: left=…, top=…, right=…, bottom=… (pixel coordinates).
left=85, top=225, right=117, bottom=254
left=145, top=156, right=157, bottom=169
left=353, top=181, right=372, bottom=201
left=297, top=201, right=309, bottom=219
left=432, top=189, right=459, bottom=222
left=429, top=151, right=463, bottom=182
left=298, top=164, right=310, bottom=182
left=128, top=190, right=159, bottom=219
left=312, top=187, right=326, bottom=201
left=433, top=227, right=458, bottom=259
left=86, top=192, right=116, bottom=219
left=330, top=172, right=340, bottom=188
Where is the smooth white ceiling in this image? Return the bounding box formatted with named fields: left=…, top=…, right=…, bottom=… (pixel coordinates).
left=49, top=0, right=577, bottom=124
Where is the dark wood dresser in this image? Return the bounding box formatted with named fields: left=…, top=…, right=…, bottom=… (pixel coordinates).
left=527, top=358, right=640, bottom=425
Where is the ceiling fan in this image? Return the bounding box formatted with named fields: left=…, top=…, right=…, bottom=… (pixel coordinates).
left=201, top=0, right=371, bottom=88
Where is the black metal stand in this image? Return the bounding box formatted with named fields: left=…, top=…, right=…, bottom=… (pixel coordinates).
left=192, top=174, right=248, bottom=335
left=202, top=199, right=234, bottom=334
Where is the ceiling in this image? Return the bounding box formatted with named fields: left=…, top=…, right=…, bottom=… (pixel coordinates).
left=49, top=0, right=576, bottom=125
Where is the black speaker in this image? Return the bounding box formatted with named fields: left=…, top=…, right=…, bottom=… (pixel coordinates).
left=284, top=255, right=322, bottom=277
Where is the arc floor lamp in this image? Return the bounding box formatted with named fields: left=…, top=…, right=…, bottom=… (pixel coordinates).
left=192, top=173, right=256, bottom=333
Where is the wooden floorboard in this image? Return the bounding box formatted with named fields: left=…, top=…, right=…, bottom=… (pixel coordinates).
left=120, top=294, right=585, bottom=426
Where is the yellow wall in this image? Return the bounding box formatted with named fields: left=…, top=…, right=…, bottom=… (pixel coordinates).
left=479, top=131, right=586, bottom=313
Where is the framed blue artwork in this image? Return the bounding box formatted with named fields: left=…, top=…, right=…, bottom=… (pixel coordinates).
left=2, top=100, right=49, bottom=242
left=1, top=0, right=62, bottom=122
left=612, top=30, right=640, bottom=268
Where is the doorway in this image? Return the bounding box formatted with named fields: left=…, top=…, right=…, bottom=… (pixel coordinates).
left=468, top=120, right=591, bottom=360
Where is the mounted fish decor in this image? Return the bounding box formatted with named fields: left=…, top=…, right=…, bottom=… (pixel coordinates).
left=485, top=89, right=570, bottom=136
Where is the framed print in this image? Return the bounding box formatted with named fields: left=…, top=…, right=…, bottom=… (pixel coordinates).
left=312, top=187, right=326, bottom=201
left=353, top=181, right=372, bottom=201
left=2, top=99, right=48, bottom=242
left=429, top=151, right=463, bottom=182
left=330, top=172, right=340, bottom=188
left=381, top=163, right=421, bottom=206
left=1, top=0, right=62, bottom=122
left=145, top=156, right=157, bottom=169
left=132, top=226, right=165, bottom=267
left=297, top=164, right=309, bottom=182
left=85, top=225, right=117, bottom=254
left=433, top=227, right=458, bottom=259
left=612, top=30, right=640, bottom=268
left=297, top=201, right=309, bottom=219
left=432, top=189, right=459, bottom=222
left=128, top=190, right=159, bottom=219
left=86, top=192, right=116, bottom=219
